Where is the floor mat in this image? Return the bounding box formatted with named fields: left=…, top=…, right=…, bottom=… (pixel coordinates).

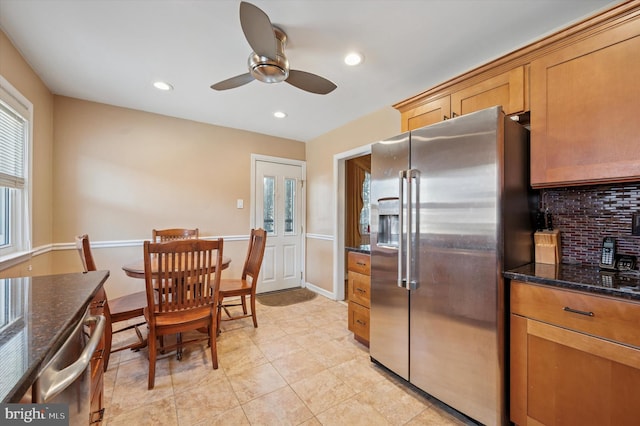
left=256, top=288, right=317, bottom=306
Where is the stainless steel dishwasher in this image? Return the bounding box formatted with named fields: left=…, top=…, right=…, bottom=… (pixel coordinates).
left=32, top=308, right=105, bottom=425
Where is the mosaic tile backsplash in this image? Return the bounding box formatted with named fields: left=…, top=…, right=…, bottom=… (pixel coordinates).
left=540, top=183, right=640, bottom=266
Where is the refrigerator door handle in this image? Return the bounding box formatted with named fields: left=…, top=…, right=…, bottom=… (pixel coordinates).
left=406, top=169, right=419, bottom=291
left=398, top=170, right=406, bottom=289
left=398, top=169, right=419, bottom=291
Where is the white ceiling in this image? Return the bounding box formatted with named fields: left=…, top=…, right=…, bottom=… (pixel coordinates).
left=0, top=0, right=619, bottom=142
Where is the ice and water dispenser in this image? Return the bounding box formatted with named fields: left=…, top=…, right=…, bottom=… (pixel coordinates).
left=376, top=197, right=400, bottom=248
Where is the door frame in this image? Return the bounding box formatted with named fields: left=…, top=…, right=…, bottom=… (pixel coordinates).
left=333, top=145, right=372, bottom=300
left=251, top=154, right=307, bottom=288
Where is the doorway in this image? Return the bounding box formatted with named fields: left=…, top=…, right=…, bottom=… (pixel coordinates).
left=252, top=155, right=305, bottom=293
left=333, top=146, right=372, bottom=300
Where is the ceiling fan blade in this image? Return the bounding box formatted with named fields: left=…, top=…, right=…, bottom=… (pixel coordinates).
left=239, top=1, right=277, bottom=58
left=286, top=70, right=337, bottom=95
left=210, top=73, right=255, bottom=91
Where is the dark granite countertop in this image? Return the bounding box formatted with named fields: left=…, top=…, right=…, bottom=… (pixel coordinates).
left=505, top=263, right=640, bottom=302
left=0, top=271, right=110, bottom=402
left=346, top=245, right=371, bottom=254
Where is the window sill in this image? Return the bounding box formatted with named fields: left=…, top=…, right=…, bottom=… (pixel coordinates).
left=0, top=251, right=32, bottom=272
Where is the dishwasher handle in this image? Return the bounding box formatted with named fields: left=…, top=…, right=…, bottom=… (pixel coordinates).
left=36, top=314, right=106, bottom=403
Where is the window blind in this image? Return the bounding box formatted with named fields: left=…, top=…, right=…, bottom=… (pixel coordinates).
left=0, top=102, right=26, bottom=189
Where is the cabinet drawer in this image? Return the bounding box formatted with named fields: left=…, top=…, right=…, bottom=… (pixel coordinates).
left=347, top=252, right=370, bottom=275
left=511, top=281, right=640, bottom=347
left=349, top=271, right=370, bottom=308
left=348, top=301, right=370, bottom=343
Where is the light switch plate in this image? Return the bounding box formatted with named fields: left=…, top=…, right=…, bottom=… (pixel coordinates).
left=236, top=199, right=244, bottom=209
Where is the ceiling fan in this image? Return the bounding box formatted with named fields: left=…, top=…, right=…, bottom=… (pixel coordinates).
left=210, top=1, right=337, bottom=95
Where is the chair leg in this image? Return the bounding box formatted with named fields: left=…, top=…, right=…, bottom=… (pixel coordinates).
left=241, top=295, right=248, bottom=314
left=148, top=330, right=157, bottom=390
left=176, top=333, right=182, bottom=361
left=216, top=300, right=222, bottom=336
left=250, top=295, right=258, bottom=328
left=209, top=321, right=218, bottom=369
left=103, top=318, right=113, bottom=372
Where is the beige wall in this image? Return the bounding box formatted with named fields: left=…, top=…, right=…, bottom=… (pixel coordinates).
left=52, top=96, right=304, bottom=240
left=305, top=107, right=400, bottom=294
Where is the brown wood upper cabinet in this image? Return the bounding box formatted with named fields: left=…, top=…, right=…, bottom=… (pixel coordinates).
left=451, top=66, right=526, bottom=118
left=530, top=13, right=640, bottom=188
left=400, top=96, right=451, bottom=132
left=398, top=66, right=527, bottom=132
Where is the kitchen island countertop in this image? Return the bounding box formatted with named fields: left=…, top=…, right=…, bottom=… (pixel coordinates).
left=346, top=245, right=370, bottom=254
left=505, top=263, right=640, bottom=302
left=0, top=271, right=109, bottom=402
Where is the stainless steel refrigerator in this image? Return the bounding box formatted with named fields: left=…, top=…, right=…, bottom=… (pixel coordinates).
left=370, top=106, right=532, bottom=426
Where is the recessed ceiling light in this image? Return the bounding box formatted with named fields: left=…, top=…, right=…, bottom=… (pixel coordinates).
left=344, top=52, right=364, bottom=66
left=274, top=111, right=287, bottom=119
left=153, top=81, right=173, bottom=91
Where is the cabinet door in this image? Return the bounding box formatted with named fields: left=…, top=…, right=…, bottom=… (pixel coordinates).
left=401, top=96, right=451, bottom=132
left=511, top=314, right=640, bottom=425
left=530, top=16, right=640, bottom=187
left=451, top=66, right=526, bottom=117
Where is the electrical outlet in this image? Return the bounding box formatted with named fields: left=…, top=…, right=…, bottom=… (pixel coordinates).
left=633, top=213, right=640, bottom=236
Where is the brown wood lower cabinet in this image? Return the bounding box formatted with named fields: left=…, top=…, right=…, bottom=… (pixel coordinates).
left=510, top=280, right=640, bottom=425
left=89, top=287, right=108, bottom=425
left=347, top=251, right=370, bottom=346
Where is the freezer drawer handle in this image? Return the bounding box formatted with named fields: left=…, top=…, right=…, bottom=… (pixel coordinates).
left=36, top=314, right=106, bottom=403
left=563, top=306, right=594, bottom=317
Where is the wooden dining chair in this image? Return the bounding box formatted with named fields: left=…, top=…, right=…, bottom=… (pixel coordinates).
left=217, top=228, right=267, bottom=334
left=152, top=228, right=199, bottom=242
left=151, top=228, right=199, bottom=352
left=75, top=234, right=147, bottom=371
left=143, top=238, right=223, bottom=389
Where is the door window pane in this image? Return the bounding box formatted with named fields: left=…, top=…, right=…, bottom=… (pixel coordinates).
left=284, top=178, right=295, bottom=234
left=263, top=176, right=275, bottom=234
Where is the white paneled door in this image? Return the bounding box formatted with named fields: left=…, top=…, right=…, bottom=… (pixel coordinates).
left=254, top=159, right=304, bottom=293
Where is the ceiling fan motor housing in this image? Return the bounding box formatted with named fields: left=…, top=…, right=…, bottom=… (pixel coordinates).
left=248, top=26, right=289, bottom=83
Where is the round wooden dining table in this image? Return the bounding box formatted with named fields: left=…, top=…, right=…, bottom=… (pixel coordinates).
left=122, top=256, right=232, bottom=279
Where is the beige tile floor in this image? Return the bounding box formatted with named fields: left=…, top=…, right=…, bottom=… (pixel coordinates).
left=102, top=292, right=473, bottom=425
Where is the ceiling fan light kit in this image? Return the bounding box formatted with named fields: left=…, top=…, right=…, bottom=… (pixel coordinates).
left=211, top=1, right=336, bottom=95
left=248, top=26, right=289, bottom=84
